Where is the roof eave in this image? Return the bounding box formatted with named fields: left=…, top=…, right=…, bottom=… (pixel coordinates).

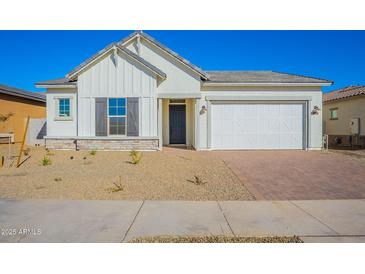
left=35, top=84, right=77, bottom=89
left=0, top=89, right=46, bottom=102
left=323, top=93, right=365, bottom=103
left=203, top=82, right=333, bottom=87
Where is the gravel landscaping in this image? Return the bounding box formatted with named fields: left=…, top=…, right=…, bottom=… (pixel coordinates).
left=129, top=235, right=303, bottom=243
left=0, top=145, right=254, bottom=200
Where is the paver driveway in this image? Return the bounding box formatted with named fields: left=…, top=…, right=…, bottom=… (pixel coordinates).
left=215, top=150, right=365, bottom=200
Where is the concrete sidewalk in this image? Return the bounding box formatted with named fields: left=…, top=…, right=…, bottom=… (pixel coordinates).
left=0, top=199, right=365, bottom=243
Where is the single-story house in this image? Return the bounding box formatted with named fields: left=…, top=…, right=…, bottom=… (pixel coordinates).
left=323, top=85, right=365, bottom=148
left=36, top=31, right=332, bottom=151
left=0, top=84, right=46, bottom=144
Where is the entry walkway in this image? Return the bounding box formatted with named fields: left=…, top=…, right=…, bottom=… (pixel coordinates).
left=1, top=199, right=364, bottom=243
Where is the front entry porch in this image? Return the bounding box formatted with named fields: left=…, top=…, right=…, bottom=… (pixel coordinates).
left=158, top=98, right=197, bottom=148
left=158, top=98, right=198, bottom=149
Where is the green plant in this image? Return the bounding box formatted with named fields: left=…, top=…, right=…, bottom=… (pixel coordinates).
left=45, top=148, right=55, bottom=156
left=40, top=155, right=52, bottom=166
left=187, top=175, right=207, bottom=185
left=129, top=149, right=142, bottom=164
left=107, top=176, right=124, bottom=193
left=89, top=149, right=97, bottom=156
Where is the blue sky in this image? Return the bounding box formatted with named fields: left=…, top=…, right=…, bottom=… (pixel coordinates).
left=1, top=30, right=364, bottom=93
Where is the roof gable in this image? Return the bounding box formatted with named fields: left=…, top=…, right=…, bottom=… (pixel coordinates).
left=65, top=43, right=166, bottom=81
left=119, top=31, right=208, bottom=80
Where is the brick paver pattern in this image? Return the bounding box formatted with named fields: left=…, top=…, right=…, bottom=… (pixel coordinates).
left=215, top=150, right=365, bottom=200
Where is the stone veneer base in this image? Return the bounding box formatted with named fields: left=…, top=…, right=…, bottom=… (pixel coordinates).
left=45, top=138, right=159, bottom=151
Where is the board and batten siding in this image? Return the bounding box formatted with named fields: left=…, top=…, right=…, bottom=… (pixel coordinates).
left=77, top=51, right=158, bottom=137
left=125, top=38, right=202, bottom=95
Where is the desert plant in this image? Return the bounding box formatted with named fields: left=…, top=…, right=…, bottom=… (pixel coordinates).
left=54, top=177, right=62, bottom=182
left=107, top=176, right=124, bottom=193
left=45, top=149, right=55, bottom=156
left=89, top=149, right=97, bottom=156
left=40, top=155, right=52, bottom=166
left=187, top=175, right=207, bottom=185
left=129, top=149, right=142, bottom=164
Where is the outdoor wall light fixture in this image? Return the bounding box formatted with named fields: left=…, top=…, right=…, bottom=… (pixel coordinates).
left=311, top=105, right=321, bottom=115
left=200, top=105, right=207, bottom=115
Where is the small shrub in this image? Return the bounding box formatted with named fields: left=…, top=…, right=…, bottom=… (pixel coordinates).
left=23, top=148, right=31, bottom=156
left=129, top=150, right=142, bottom=164
left=83, top=156, right=87, bottom=160
left=70, top=156, right=74, bottom=160
left=54, top=177, right=62, bottom=182
left=107, top=176, right=124, bottom=193
left=40, top=155, right=52, bottom=166
left=187, top=175, right=207, bottom=185
left=45, top=148, right=55, bottom=156
left=89, top=149, right=97, bottom=156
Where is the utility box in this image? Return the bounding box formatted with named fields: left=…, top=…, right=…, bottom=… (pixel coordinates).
left=349, top=118, right=360, bottom=135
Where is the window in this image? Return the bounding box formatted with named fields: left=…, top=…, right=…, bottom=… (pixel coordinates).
left=59, top=98, right=70, bottom=117
left=330, top=108, right=338, bottom=120
left=55, top=98, right=72, bottom=120
left=108, top=98, right=127, bottom=135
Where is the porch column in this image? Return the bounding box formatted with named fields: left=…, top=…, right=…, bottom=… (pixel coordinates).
left=194, top=98, right=200, bottom=150
left=157, top=98, right=163, bottom=150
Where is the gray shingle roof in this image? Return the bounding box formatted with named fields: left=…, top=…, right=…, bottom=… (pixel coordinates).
left=36, top=31, right=333, bottom=88
left=0, top=84, right=46, bottom=102
left=204, top=71, right=333, bottom=84
left=119, top=31, right=208, bottom=79
left=64, top=42, right=166, bottom=80
left=35, top=78, right=76, bottom=86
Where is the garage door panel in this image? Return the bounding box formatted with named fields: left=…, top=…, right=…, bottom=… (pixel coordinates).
left=211, top=102, right=305, bottom=150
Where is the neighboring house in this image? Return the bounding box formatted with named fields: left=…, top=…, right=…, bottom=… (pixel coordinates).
left=0, top=84, right=46, bottom=144
left=36, top=31, right=332, bottom=151
left=323, top=86, right=365, bottom=148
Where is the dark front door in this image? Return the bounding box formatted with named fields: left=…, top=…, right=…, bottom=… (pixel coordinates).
left=169, top=105, right=186, bottom=144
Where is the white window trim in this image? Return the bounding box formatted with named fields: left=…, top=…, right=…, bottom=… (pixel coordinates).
left=107, top=98, right=128, bottom=136
left=54, top=97, right=73, bottom=121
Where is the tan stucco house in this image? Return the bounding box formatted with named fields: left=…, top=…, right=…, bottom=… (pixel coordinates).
left=36, top=31, right=332, bottom=151
left=323, top=86, right=365, bottom=148
left=0, top=84, right=46, bottom=143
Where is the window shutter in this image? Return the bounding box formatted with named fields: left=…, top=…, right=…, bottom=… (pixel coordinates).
left=95, top=98, right=108, bottom=136
left=127, top=97, right=139, bottom=136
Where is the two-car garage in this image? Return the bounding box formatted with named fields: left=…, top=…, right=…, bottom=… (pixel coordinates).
left=210, top=102, right=307, bottom=150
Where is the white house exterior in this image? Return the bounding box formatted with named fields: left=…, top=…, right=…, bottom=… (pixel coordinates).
left=36, top=31, right=332, bottom=151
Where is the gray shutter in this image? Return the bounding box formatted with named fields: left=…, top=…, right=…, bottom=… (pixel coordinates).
left=127, top=97, right=139, bottom=136
left=95, top=98, right=108, bottom=136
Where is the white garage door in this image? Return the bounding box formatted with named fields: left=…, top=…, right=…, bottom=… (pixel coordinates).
left=211, top=102, right=305, bottom=149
